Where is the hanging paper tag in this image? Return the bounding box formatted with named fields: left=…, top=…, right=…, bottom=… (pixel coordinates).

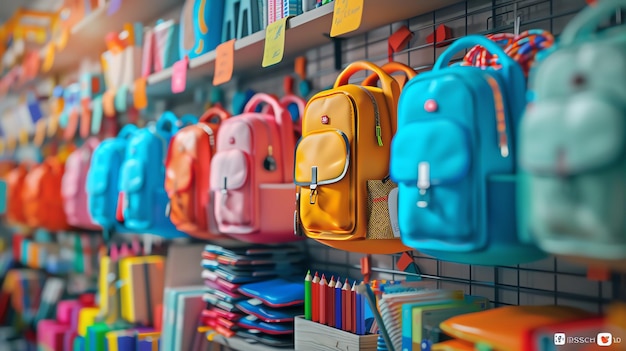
left=79, top=99, right=91, bottom=138
left=7, top=138, right=16, bottom=152
left=330, top=0, right=364, bottom=37
left=172, top=57, right=189, bottom=94
left=48, top=114, right=60, bottom=138
left=133, top=78, right=148, bottom=110
left=262, top=17, right=290, bottom=68
left=34, top=119, right=47, bottom=147
left=0, top=140, right=4, bottom=155
left=91, top=96, right=104, bottom=136
left=18, top=130, right=29, bottom=146
left=103, top=90, right=117, bottom=117
left=108, top=0, right=122, bottom=16
left=56, top=28, right=70, bottom=51
left=42, top=44, right=55, bottom=73
left=213, top=39, right=236, bottom=86
left=115, top=85, right=128, bottom=112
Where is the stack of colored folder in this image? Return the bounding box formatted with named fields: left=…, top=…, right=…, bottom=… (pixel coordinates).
left=200, top=243, right=305, bottom=346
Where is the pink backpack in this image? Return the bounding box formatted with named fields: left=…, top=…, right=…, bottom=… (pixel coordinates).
left=62, top=138, right=101, bottom=230
left=210, top=93, right=303, bottom=243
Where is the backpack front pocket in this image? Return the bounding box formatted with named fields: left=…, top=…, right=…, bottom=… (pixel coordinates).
left=119, top=159, right=151, bottom=228
left=211, top=149, right=254, bottom=230
left=86, top=163, right=114, bottom=225
left=165, top=153, right=196, bottom=226
left=295, top=129, right=355, bottom=237
left=391, top=119, right=476, bottom=251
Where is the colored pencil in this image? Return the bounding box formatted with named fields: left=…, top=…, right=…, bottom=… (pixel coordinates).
left=355, top=286, right=363, bottom=335
left=335, top=278, right=343, bottom=330
left=304, top=270, right=312, bottom=320
left=319, top=274, right=327, bottom=325
left=311, top=272, right=320, bottom=322
left=343, top=278, right=351, bottom=332
left=351, top=281, right=357, bottom=333
left=327, top=276, right=335, bottom=327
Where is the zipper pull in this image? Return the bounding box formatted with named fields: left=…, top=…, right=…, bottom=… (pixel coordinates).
left=417, top=162, right=430, bottom=208
left=309, top=166, right=318, bottom=205
left=294, top=192, right=303, bottom=236
left=221, top=177, right=228, bottom=205
left=376, top=125, right=383, bottom=146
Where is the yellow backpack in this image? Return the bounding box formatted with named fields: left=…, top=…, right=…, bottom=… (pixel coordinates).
left=294, top=61, right=415, bottom=254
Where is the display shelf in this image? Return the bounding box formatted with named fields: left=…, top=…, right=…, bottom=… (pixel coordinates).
left=145, top=0, right=459, bottom=96
left=211, top=334, right=296, bottom=351
left=40, top=0, right=181, bottom=76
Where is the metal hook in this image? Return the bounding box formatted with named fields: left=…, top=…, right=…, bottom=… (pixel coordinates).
left=513, top=1, right=521, bottom=36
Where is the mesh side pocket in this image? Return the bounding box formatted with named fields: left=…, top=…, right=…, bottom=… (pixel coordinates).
left=366, top=179, right=397, bottom=240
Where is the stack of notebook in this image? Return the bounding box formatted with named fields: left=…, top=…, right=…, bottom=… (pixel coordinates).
left=201, top=243, right=305, bottom=347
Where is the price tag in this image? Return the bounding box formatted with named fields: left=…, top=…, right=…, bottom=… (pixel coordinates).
left=133, top=78, right=148, bottom=110
left=330, top=0, right=364, bottom=37
left=0, top=140, right=4, bottom=155
left=56, top=28, right=70, bottom=51
left=18, top=129, right=29, bottom=146
left=103, top=90, right=117, bottom=117
left=108, top=0, right=122, bottom=16
left=262, top=17, right=290, bottom=68
left=213, top=39, right=235, bottom=86
left=34, top=119, right=47, bottom=147
left=91, top=96, right=104, bottom=135
left=6, top=137, right=16, bottom=152
left=48, top=114, right=60, bottom=138
left=42, top=44, right=55, bottom=73
left=172, top=57, right=189, bottom=94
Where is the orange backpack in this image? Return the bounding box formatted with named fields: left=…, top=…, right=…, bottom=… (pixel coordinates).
left=294, top=61, right=416, bottom=254
left=164, top=105, right=230, bottom=239
left=6, top=163, right=29, bottom=225
left=22, top=157, right=69, bottom=231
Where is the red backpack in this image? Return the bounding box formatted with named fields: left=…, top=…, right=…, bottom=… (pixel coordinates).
left=164, top=105, right=230, bottom=239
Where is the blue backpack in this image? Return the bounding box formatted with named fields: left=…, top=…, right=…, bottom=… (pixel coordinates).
left=86, top=125, right=139, bottom=236
left=390, top=36, right=545, bottom=265
left=118, top=112, right=197, bottom=238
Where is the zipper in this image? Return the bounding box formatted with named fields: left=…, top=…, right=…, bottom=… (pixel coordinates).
left=357, top=86, right=383, bottom=146
left=483, top=74, right=509, bottom=158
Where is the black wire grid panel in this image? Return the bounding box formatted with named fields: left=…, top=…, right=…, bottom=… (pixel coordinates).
left=297, top=0, right=625, bottom=315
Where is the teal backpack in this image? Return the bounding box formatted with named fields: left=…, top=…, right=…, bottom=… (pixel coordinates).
left=519, top=0, right=626, bottom=270
left=118, top=112, right=196, bottom=238
left=86, top=125, right=139, bottom=237
left=390, top=36, right=545, bottom=265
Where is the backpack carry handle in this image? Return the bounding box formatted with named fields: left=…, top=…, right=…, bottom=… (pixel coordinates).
left=560, top=0, right=626, bottom=46
left=280, top=94, right=306, bottom=138
left=335, top=60, right=401, bottom=134
left=362, top=62, right=417, bottom=87
left=156, top=111, right=180, bottom=136
left=180, top=114, right=199, bottom=126
left=117, top=124, right=139, bottom=140
left=244, top=93, right=295, bottom=182
left=433, top=35, right=520, bottom=83
left=199, top=105, right=230, bottom=124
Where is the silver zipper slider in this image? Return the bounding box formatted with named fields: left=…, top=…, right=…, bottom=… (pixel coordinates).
left=417, top=162, right=430, bottom=208
left=309, top=166, right=318, bottom=205
left=221, top=177, right=228, bottom=205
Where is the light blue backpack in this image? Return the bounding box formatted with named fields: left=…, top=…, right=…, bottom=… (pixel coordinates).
left=390, top=35, right=545, bottom=265
left=86, top=125, right=139, bottom=237
left=519, top=0, right=626, bottom=270
left=118, top=112, right=196, bottom=238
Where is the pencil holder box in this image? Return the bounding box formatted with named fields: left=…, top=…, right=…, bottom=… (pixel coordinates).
left=37, top=319, right=70, bottom=351
left=153, top=19, right=180, bottom=71
left=179, top=0, right=225, bottom=59
left=295, top=316, right=377, bottom=351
